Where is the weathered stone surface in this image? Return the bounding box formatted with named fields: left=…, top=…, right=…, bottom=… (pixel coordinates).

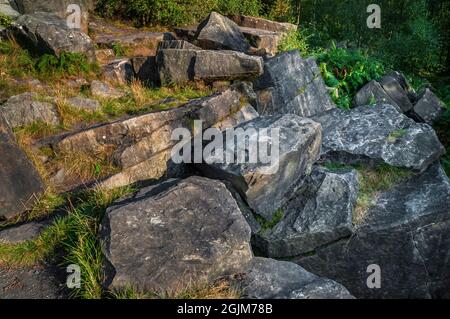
left=213, top=104, right=259, bottom=131
left=240, top=26, right=283, bottom=56
left=101, top=58, right=134, bottom=84
left=13, top=0, right=93, bottom=33
left=198, top=114, right=322, bottom=220
left=0, top=0, right=20, bottom=19
left=90, top=80, right=124, bottom=99
left=228, top=15, right=297, bottom=33
left=235, top=258, right=354, bottom=299
left=379, top=74, right=414, bottom=113
left=312, top=104, right=445, bottom=172
left=55, top=89, right=255, bottom=189
left=0, top=219, right=53, bottom=244
left=95, top=48, right=115, bottom=65
left=65, top=96, right=101, bottom=111
left=0, top=263, right=67, bottom=299
left=0, top=115, right=44, bottom=219
left=11, top=12, right=96, bottom=61
left=295, top=164, right=450, bottom=299
left=254, top=50, right=335, bottom=117
left=100, top=176, right=252, bottom=292
left=157, top=49, right=263, bottom=85
left=411, top=88, right=444, bottom=125
left=1, top=92, right=59, bottom=127
left=157, top=40, right=200, bottom=51
left=194, top=12, right=251, bottom=53
left=131, top=56, right=159, bottom=86
left=254, top=167, right=358, bottom=258
left=353, top=80, right=402, bottom=112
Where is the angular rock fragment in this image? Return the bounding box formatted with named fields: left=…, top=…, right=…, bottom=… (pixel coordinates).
left=100, top=176, right=252, bottom=292
left=411, top=88, right=444, bottom=125
left=353, top=80, right=402, bottom=112
left=157, top=40, right=200, bottom=51
left=295, top=164, right=450, bottom=299
left=235, top=258, right=354, bottom=299
left=379, top=74, right=414, bottom=113
left=101, top=58, right=134, bottom=84
left=0, top=0, right=20, bottom=19
left=254, top=167, right=358, bottom=258
left=65, top=97, right=101, bottom=112
left=198, top=114, right=322, bottom=220
left=1, top=92, right=59, bottom=127
left=90, top=80, right=124, bottom=99
left=131, top=56, right=159, bottom=86
left=312, top=104, right=445, bottom=172
left=0, top=115, right=44, bottom=219
left=254, top=51, right=335, bottom=117
left=194, top=12, right=251, bottom=53
left=228, top=15, right=298, bottom=33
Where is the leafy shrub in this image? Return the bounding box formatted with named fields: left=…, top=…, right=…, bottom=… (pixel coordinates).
left=0, top=13, right=13, bottom=28
left=96, top=0, right=262, bottom=26
left=277, top=30, right=311, bottom=57
left=35, top=52, right=96, bottom=77
left=316, top=45, right=385, bottom=109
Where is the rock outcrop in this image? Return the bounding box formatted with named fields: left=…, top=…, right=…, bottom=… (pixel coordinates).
left=0, top=115, right=44, bottom=219
left=254, top=50, right=335, bottom=117
left=411, top=88, right=444, bottom=125
left=198, top=114, right=322, bottom=220
left=312, top=104, right=445, bottom=172
left=100, top=176, right=253, bottom=292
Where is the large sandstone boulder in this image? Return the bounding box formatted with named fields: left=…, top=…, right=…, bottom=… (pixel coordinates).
left=13, top=0, right=93, bottom=33
left=197, top=114, right=322, bottom=220
left=312, top=104, right=445, bottom=172
left=235, top=258, right=354, bottom=299
left=194, top=12, right=251, bottom=53
left=295, top=164, right=450, bottom=299
left=254, top=50, right=335, bottom=117
left=157, top=49, right=263, bottom=85
left=1, top=92, right=59, bottom=127
left=0, top=116, right=44, bottom=219
left=100, top=176, right=253, bottom=292
left=11, top=12, right=96, bottom=61
left=254, top=167, right=359, bottom=258
left=411, top=88, right=444, bottom=125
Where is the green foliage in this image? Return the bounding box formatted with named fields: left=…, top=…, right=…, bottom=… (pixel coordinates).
left=35, top=52, right=96, bottom=77
left=96, top=0, right=262, bottom=26
left=316, top=46, right=385, bottom=109
left=0, top=13, right=13, bottom=28
left=256, top=208, right=285, bottom=233
left=277, top=30, right=310, bottom=57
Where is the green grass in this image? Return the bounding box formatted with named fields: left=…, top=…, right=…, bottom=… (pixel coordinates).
left=0, top=13, right=13, bottom=28
left=256, top=208, right=285, bottom=234
left=324, top=163, right=413, bottom=224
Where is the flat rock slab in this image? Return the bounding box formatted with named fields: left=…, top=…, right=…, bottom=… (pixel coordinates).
left=198, top=114, right=322, bottom=220
left=353, top=80, right=402, bottom=112
left=100, top=176, right=252, bottom=293
left=0, top=220, right=50, bottom=244
left=11, top=12, right=96, bottom=61
left=0, top=264, right=68, bottom=299
left=312, top=104, right=445, bottom=172
left=234, top=258, right=354, bottom=299
left=254, top=167, right=358, bottom=258
left=254, top=50, right=335, bottom=117
left=1, top=92, right=59, bottom=128
left=295, top=164, right=450, bottom=298
left=0, top=116, right=44, bottom=219
left=90, top=80, right=125, bottom=99
left=239, top=26, right=283, bottom=56
left=65, top=96, right=101, bottom=112
left=101, top=58, right=134, bottom=84
left=228, top=15, right=297, bottom=33
left=194, top=12, right=250, bottom=53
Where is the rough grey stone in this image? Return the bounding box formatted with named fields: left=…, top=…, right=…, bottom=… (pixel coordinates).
left=1, top=92, right=59, bottom=127
left=0, top=115, right=44, bottom=219
left=312, top=104, right=445, bottom=172
left=11, top=12, right=96, bottom=61
left=0, top=219, right=53, bottom=244
left=295, top=164, right=450, bottom=299
left=228, top=15, right=297, bottom=33
left=254, top=167, right=359, bottom=258
left=235, top=258, right=354, bottom=299
left=100, top=176, right=253, bottom=292
left=197, top=114, right=322, bottom=220
left=66, top=96, right=101, bottom=111
left=379, top=74, right=414, bottom=113
left=101, top=58, right=134, bottom=84
left=412, top=88, right=444, bottom=125
left=131, top=56, right=159, bottom=86
left=0, top=0, right=20, bottom=19
left=90, top=80, right=125, bottom=99
left=353, top=80, right=402, bottom=112
left=194, top=12, right=251, bottom=53
left=157, top=40, right=200, bottom=51
left=254, top=50, right=335, bottom=117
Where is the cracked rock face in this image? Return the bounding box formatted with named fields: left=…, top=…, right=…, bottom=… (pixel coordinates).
left=100, top=176, right=253, bottom=292
left=254, top=50, right=335, bottom=117
left=235, top=257, right=354, bottom=299
left=312, top=104, right=445, bottom=172
left=254, top=167, right=359, bottom=258
left=197, top=114, right=322, bottom=220
left=411, top=88, right=444, bottom=125
left=295, top=164, right=450, bottom=299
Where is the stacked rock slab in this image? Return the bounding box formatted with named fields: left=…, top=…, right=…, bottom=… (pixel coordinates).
left=54, top=88, right=258, bottom=189
left=254, top=166, right=359, bottom=258
left=11, top=12, right=96, bottom=62
left=100, top=176, right=253, bottom=292
left=254, top=50, right=336, bottom=117
left=294, top=164, right=450, bottom=299
left=0, top=115, right=44, bottom=219
left=312, top=104, right=444, bottom=172
left=198, top=114, right=322, bottom=220
left=411, top=88, right=444, bottom=125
